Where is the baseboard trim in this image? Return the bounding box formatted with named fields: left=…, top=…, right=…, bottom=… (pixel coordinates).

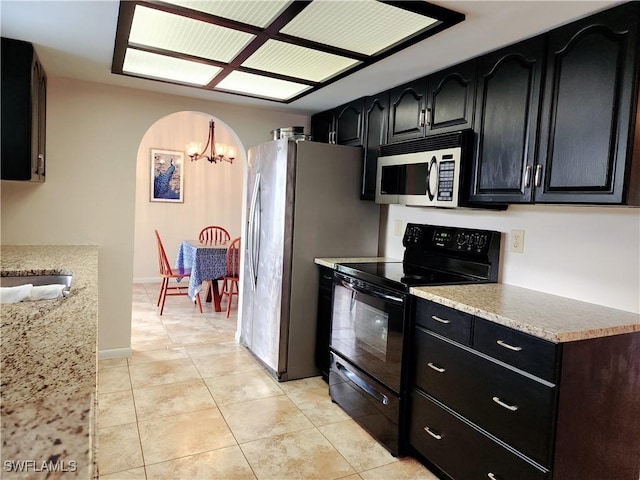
left=133, top=277, right=161, bottom=284
left=98, top=347, right=132, bottom=359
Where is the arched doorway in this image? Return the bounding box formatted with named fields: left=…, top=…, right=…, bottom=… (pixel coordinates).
left=130, top=111, right=246, bottom=348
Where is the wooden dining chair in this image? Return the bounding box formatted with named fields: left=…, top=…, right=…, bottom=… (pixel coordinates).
left=220, top=237, right=241, bottom=318
left=155, top=230, right=203, bottom=315
left=198, top=226, right=231, bottom=245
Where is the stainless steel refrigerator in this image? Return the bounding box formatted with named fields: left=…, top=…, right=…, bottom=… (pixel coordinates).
left=241, top=139, right=380, bottom=381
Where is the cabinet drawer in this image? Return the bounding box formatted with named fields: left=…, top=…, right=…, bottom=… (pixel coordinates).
left=415, top=298, right=472, bottom=345
left=409, top=390, right=550, bottom=480
left=474, top=318, right=559, bottom=382
left=414, top=328, right=556, bottom=466
left=318, top=266, right=334, bottom=291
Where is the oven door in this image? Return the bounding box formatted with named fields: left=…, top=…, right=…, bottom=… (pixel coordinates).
left=330, top=272, right=406, bottom=393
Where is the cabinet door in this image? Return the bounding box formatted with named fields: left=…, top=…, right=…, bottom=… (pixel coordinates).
left=310, top=109, right=334, bottom=143
left=471, top=36, right=545, bottom=204
left=388, top=79, right=427, bottom=143
left=361, top=93, right=388, bottom=200
left=335, top=98, right=364, bottom=146
left=536, top=2, right=639, bottom=204
left=426, top=60, right=476, bottom=135
left=315, top=267, right=333, bottom=381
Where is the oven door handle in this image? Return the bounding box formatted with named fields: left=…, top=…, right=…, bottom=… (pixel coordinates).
left=339, top=280, right=404, bottom=305
left=337, top=362, right=389, bottom=405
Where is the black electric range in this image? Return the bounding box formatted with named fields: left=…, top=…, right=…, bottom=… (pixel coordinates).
left=335, top=223, right=502, bottom=292
left=328, top=223, right=502, bottom=456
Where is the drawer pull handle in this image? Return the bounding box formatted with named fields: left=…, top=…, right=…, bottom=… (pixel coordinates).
left=487, top=474, right=500, bottom=480
left=427, top=362, right=445, bottom=373
left=492, top=396, right=519, bottom=411
left=431, top=315, right=450, bottom=324
left=424, top=426, right=442, bottom=440
left=496, top=339, right=522, bottom=351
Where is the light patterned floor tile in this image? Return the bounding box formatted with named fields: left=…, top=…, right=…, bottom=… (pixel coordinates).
left=98, top=365, right=131, bottom=394
left=138, top=408, right=236, bottom=464
left=99, top=466, right=147, bottom=480
left=144, top=445, right=256, bottom=480
left=133, top=379, right=216, bottom=420
left=98, top=356, right=128, bottom=369
left=219, top=396, right=314, bottom=443
left=191, top=350, right=261, bottom=378
left=359, top=457, right=439, bottom=480
left=127, top=346, right=188, bottom=365
left=98, top=389, right=137, bottom=428
left=185, top=341, right=243, bottom=357
left=203, top=370, right=284, bottom=406
left=277, top=375, right=328, bottom=395
left=128, top=358, right=201, bottom=388
left=319, top=419, right=398, bottom=472
left=240, top=428, right=355, bottom=480
left=98, top=423, right=144, bottom=475
left=287, top=386, right=351, bottom=427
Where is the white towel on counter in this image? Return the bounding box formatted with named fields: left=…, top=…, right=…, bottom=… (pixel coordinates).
left=0, top=284, right=67, bottom=303
left=0, top=284, right=33, bottom=304
left=30, top=284, right=67, bottom=301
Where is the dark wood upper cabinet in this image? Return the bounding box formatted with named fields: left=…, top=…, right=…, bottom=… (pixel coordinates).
left=536, top=2, right=640, bottom=204
left=362, top=92, right=389, bottom=200
left=388, top=79, right=427, bottom=143
left=426, top=60, right=477, bottom=135
left=310, top=109, right=334, bottom=144
left=1, top=37, right=47, bottom=182
left=388, top=63, right=476, bottom=144
left=310, top=98, right=365, bottom=146
left=471, top=36, right=545, bottom=204
left=334, top=98, right=365, bottom=146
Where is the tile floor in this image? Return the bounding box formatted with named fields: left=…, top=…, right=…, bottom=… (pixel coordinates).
left=97, top=282, right=439, bottom=480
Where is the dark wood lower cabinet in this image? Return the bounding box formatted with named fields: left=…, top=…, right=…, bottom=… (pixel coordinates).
left=315, top=266, right=333, bottom=382
left=410, top=390, right=549, bottom=480
left=409, top=297, right=640, bottom=480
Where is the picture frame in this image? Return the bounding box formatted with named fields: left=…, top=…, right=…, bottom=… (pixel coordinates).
left=150, top=148, right=184, bottom=203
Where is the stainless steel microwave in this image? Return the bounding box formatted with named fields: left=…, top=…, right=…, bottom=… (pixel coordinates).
left=375, top=131, right=471, bottom=208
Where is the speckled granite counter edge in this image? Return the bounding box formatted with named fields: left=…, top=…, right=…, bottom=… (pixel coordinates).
left=1, top=245, right=98, bottom=479
left=411, top=284, right=640, bottom=343
left=314, top=257, right=401, bottom=269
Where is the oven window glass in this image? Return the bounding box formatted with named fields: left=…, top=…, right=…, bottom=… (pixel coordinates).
left=330, top=278, right=405, bottom=392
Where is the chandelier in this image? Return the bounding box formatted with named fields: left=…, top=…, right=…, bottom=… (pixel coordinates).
left=187, top=120, right=235, bottom=164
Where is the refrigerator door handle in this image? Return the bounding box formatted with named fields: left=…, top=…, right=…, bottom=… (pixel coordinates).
left=248, top=173, right=261, bottom=290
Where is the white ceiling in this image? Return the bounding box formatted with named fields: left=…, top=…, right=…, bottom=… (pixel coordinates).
left=1, top=1, right=621, bottom=116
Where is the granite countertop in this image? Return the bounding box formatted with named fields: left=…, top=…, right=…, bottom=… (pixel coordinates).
left=314, top=257, right=400, bottom=269
left=411, top=283, right=640, bottom=343
left=1, top=245, right=98, bottom=479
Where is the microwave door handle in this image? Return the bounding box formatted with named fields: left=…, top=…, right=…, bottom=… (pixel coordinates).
left=337, top=362, right=389, bottom=405
left=339, top=279, right=404, bottom=305
left=426, top=156, right=437, bottom=201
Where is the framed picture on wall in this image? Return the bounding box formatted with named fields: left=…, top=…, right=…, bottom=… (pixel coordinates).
left=150, top=148, right=184, bottom=203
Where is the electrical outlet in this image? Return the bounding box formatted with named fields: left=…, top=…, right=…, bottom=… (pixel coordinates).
left=511, top=229, right=525, bottom=253
left=394, top=220, right=403, bottom=237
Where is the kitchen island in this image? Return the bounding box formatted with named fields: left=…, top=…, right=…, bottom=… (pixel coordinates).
left=1, top=245, right=98, bottom=479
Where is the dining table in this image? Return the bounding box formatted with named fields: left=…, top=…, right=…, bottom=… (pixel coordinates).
left=176, top=239, right=228, bottom=312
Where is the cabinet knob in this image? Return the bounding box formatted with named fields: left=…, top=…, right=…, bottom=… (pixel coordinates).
left=492, top=396, right=519, bottom=411
left=534, top=164, right=543, bottom=187
left=524, top=165, right=532, bottom=188
left=423, top=426, right=442, bottom=440
left=431, top=315, right=450, bottom=324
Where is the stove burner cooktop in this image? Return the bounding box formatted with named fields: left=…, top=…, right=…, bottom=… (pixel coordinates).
left=336, top=261, right=484, bottom=291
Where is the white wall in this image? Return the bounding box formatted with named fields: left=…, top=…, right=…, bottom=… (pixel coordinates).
left=133, top=111, right=244, bottom=281
left=381, top=204, right=640, bottom=314
left=0, top=77, right=309, bottom=353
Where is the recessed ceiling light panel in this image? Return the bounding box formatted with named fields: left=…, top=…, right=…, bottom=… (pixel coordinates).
left=168, top=0, right=293, bottom=28
left=123, top=48, right=222, bottom=86
left=216, top=71, right=312, bottom=101
left=130, top=5, right=255, bottom=62
left=242, top=40, right=361, bottom=82
left=280, top=0, right=438, bottom=56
